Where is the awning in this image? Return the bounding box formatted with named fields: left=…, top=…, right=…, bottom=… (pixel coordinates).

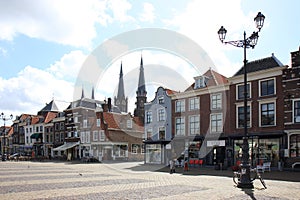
left=30, top=133, right=41, bottom=139
left=53, top=142, right=79, bottom=151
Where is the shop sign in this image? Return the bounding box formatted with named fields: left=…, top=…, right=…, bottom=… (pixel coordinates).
left=207, top=140, right=225, bottom=147
left=165, top=144, right=171, bottom=149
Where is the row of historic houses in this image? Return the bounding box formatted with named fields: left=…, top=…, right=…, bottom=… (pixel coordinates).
left=144, top=49, right=300, bottom=169
left=1, top=48, right=300, bottom=169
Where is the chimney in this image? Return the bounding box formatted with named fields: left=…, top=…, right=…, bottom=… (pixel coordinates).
left=108, top=98, right=112, bottom=112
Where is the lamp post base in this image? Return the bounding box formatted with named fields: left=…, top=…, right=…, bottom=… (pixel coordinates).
left=237, top=164, right=253, bottom=188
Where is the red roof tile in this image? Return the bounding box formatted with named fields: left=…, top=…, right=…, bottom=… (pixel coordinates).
left=7, top=127, right=13, bottom=136
left=31, top=116, right=40, bottom=124
left=44, top=112, right=57, bottom=123
left=103, top=112, right=144, bottom=132
left=185, top=69, right=228, bottom=91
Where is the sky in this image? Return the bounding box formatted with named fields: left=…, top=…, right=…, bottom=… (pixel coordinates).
left=0, top=0, right=299, bottom=122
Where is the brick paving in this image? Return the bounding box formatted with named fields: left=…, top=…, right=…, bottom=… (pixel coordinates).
left=0, top=161, right=299, bottom=200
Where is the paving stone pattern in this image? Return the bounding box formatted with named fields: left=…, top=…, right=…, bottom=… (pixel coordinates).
left=0, top=161, right=299, bottom=200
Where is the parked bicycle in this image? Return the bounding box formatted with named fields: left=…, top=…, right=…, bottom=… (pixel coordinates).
left=233, top=168, right=267, bottom=189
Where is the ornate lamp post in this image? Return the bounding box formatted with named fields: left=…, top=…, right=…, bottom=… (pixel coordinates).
left=218, top=12, right=265, bottom=188
left=1, top=112, right=13, bottom=161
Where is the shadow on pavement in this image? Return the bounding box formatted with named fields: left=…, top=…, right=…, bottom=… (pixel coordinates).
left=127, top=164, right=300, bottom=182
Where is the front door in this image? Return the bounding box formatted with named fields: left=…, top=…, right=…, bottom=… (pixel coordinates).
left=103, top=149, right=112, bottom=160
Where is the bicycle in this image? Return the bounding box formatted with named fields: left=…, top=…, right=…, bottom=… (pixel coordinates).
left=233, top=168, right=267, bottom=189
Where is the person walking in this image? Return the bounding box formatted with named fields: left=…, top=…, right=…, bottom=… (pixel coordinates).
left=169, top=159, right=175, bottom=174
left=184, top=158, right=189, bottom=172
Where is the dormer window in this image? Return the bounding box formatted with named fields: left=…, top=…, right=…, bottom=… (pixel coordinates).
left=194, top=76, right=209, bottom=89
left=158, top=96, right=164, bottom=104
left=127, top=119, right=132, bottom=128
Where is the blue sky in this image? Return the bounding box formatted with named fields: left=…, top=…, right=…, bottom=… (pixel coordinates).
left=0, top=0, right=299, bottom=119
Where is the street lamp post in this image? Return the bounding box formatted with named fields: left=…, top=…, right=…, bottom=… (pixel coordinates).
left=218, top=12, right=265, bottom=188
left=1, top=112, right=13, bottom=161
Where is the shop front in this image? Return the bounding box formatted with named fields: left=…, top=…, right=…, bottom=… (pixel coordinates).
left=90, top=142, right=128, bottom=161
left=170, top=137, right=204, bottom=167
left=288, top=132, right=300, bottom=158
left=205, top=139, right=227, bottom=167
left=145, top=144, right=163, bottom=164
left=233, top=135, right=283, bottom=168
left=52, top=142, right=79, bottom=160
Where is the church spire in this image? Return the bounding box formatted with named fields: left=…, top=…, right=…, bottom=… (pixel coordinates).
left=117, top=62, right=125, bottom=99
left=114, top=61, right=128, bottom=113
left=136, top=56, right=147, bottom=96
left=134, top=55, right=147, bottom=121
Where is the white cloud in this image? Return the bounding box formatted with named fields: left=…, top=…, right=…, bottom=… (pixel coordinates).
left=0, top=47, right=7, bottom=56
left=164, top=0, right=254, bottom=77
left=139, top=3, right=155, bottom=23
left=0, top=0, right=134, bottom=48
left=0, top=50, right=90, bottom=116
left=47, top=50, right=87, bottom=81
left=108, top=0, right=135, bottom=23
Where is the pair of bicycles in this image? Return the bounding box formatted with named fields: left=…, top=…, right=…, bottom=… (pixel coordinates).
left=233, top=168, right=267, bottom=189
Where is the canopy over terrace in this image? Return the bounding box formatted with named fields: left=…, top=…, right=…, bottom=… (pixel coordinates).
left=53, top=142, right=79, bottom=151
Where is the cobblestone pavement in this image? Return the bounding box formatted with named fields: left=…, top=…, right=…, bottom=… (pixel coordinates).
left=0, top=161, right=299, bottom=200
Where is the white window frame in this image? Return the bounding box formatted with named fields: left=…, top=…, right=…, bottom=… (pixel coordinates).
left=189, top=115, right=200, bottom=135
left=236, top=83, right=251, bottom=100
left=141, top=144, right=145, bottom=154
left=93, top=130, right=98, bottom=141
left=236, top=103, right=252, bottom=129
left=259, top=78, right=276, bottom=97
left=96, top=118, right=101, bottom=127
left=131, top=144, right=139, bottom=154
left=189, top=97, right=200, bottom=111
left=175, top=99, right=185, bottom=112
left=99, top=130, right=105, bottom=141
left=259, top=99, right=276, bottom=127
left=80, top=131, right=85, bottom=143
left=159, top=126, right=166, bottom=140
left=146, top=128, right=153, bottom=139
left=146, top=111, right=152, bottom=123
left=158, top=96, right=164, bottom=104
left=158, top=108, right=165, bottom=121
left=127, top=119, right=132, bottom=128
left=210, top=113, right=223, bottom=133
left=175, top=117, right=185, bottom=136
left=293, top=99, right=300, bottom=123
left=83, top=119, right=87, bottom=128
left=211, top=93, right=222, bottom=110
left=194, top=76, right=207, bottom=89
left=85, top=131, right=90, bottom=143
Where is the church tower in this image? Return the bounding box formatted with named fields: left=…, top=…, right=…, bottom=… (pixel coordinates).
left=134, top=56, right=147, bottom=121
left=114, top=62, right=128, bottom=113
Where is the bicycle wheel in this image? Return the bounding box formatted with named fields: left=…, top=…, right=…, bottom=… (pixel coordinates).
left=233, top=172, right=239, bottom=185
